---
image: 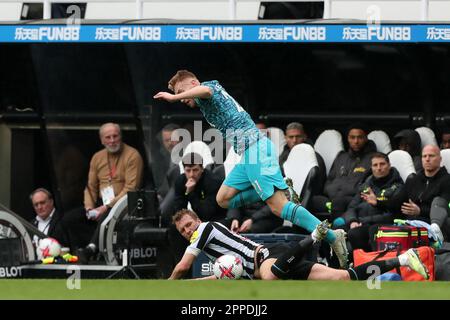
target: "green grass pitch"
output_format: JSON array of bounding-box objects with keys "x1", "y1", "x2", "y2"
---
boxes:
[{"x1": 0, "y1": 279, "x2": 449, "y2": 300}]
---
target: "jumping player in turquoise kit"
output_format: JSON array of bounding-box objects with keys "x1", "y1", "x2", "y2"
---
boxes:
[{"x1": 154, "y1": 70, "x2": 349, "y2": 268}]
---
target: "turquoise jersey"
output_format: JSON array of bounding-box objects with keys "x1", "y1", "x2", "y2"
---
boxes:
[{"x1": 194, "y1": 80, "x2": 261, "y2": 155}]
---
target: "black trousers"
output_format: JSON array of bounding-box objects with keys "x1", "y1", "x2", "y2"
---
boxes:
[
  {"x1": 62, "y1": 206, "x2": 99, "y2": 251},
  {"x1": 311, "y1": 195, "x2": 353, "y2": 220},
  {"x1": 430, "y1": 197, "x2": 450, "y2": 241}
]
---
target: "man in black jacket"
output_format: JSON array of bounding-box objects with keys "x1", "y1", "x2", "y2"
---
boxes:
[
  {"x1": 336, "y1": 153, "x2": 404, "y2": 252},
  {"x1": 172, "y1": 153, "x2": 227, "y2": 223},
  {"x1": 152, "y1": 123, "x2": 181, "y2": 201},
  {"x1": 227, "y1": 201, "x2": 283, "y2": 234},
  {"x1": 279, "y1": 122, "x2": 326, "y2": 190},
  {"x1": 166, "y1": 152, "x2": 229, "y2": 266},
  {"x1": 312, "y1": 123, "x2": 377, "y2": 219},
  {"x1": 30, "y1": 188, "x2": 68, "y2": 247},
  {"x1": 393, "y1": 129, "x2": 422, "y2": 171},
  {"x1": 439, "y1": 127, "x2": 450, "y2": 150},
  {"x1": 397, "y1": 145, "x2": 450, "y2": 243}
]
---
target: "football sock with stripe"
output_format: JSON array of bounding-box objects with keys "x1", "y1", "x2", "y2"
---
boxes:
[
  {"x1": 281, "y1": 201, "x2": 336, "y2": 243},
  {"x1": 228, "y1": 188, "x2": 262, "y2": 209},
  {"x1": 347, "y1": 258, "x2": 400, "y2": 280}
]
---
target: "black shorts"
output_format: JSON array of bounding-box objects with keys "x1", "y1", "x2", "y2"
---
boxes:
[{"x1": 257, "y1": 243, "x2": 315, "y2": 280}]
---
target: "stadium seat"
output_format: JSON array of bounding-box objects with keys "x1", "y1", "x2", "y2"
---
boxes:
[
  {"x1": 314, "y1": 129, "x2": 344, "y2": 176},
  {"x1": 388, "y1": 150, "x2": 416, "y2": 182},
  {"x1": 212, "y1": 147, "x2": 242, "y2": 181},
  {"x1": 99, "y1": 194, "x2": 128, "y2": 265},
  {"x1": 440, "y1": 149, "x2": 450, "y2": 172},
  {"x1": 415, "y1": 126, "x2": 438, "y2": 148},
  {"x1": 223, "y1": 146, "x2": 242, "y2": 177},
  {"x1": 178, "y1": 140, "x2": 214, "y2": 174},
  {"x1": 266, "y1": 127, "x2": 286, "y2": 157},
  {"x1": 283, "y1": 143, "x2": 320, "y2": 210},
  {"x1": 368, "y1": 130, "x2": 392, "y2": 154}
]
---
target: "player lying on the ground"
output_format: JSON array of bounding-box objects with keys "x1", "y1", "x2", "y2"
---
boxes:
[
  {"x1": 168, "y1": 209, "x2": 430, "y2": 281},
  {"x1": 154, "y1": 70, "x2": 348, "y2": 268}
]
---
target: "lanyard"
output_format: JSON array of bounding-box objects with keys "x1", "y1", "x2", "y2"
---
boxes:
[{"x1": 107, "y1": 152, "x2": 121, "y2": 183}]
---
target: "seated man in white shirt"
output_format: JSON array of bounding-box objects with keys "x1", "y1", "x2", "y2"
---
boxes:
[{"x1": 30, "y1": 188, "x2": 68, "y2": 247}]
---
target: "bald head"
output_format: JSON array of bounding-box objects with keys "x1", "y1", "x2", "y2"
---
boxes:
[{"x1": 422, "y1": 144, "x2": 441, "y2": 177}]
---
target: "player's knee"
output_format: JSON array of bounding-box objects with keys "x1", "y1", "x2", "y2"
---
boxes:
[
  {"x1": 266, "y1": 202, "x2": 282, "y2": 216},
  {"x1": 431, "y1": 196, "x2": 447, "y2": 208},
  {"x1": 335, "y1": 270, "x2": 350, "y2": 281}
]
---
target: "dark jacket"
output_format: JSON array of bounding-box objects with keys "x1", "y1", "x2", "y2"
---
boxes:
[
  {"x1": 152, "y1": 144, "x2": 177, "y2": 198},
  {"x1": 226, "y1": 202, "x2": 282, "y2": 233},
  {"x1": 227, "y1": 201, "x2": 271, "y2": 222},
  {"x1": 342, "y1": 167, "x2": 404, "y2": 226},
  {"x1": 393, "y1": 129, "x2": 422, "y2": 172},
  {"x1": 30, "y1": 210, "x2": 69, "y2": 247},
  {"x1": 324, "y1": 140, "x2": 377, "y2": 200},
  {"x1": 396, "y1": 166, "x2": 450, "y2": 222},
  {"x1": 173, "y1": 169, "x2": 227, "y2": 222}
]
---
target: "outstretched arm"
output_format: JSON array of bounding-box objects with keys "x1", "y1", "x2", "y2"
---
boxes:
[
  {"x1": 168, "y1": 252, "x2": 196, "y2": 280},
  {"x1": 154, "y1": 86, "x2": 212, "y2": 103},
  {"x1": 169, "y1": 252, "x2": 217, "y2": 280}
]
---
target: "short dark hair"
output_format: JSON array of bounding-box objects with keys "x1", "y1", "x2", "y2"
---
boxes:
[
  {"x1": 286, "y1": 122, "x2": 304, "y2": 132},
  {"x1": 172, "y1": 209, "x2": 199, "y2": 225},
  {"x1": 347, "y1": 122, "x2": 368, "y2": 136},
  {"x1": 371, "y1": 152, "x2": 390, "y2": 164},
  {"x1": 182, "y1": 152, "x2": 203, "y2": 168},
  {"x1": 439, "y1": 126, "x2": 450, "y2": 136}
]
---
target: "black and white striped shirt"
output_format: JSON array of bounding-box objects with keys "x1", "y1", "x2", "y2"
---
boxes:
[{"x1": 186, "y1": 221, "x2": 261, "y2": 279}]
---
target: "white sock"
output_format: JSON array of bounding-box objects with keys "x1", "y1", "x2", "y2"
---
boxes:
[
  {"x1": 398, "y1": 252, "x2": 409, "y2": 266},
  {"x1": 311, "y1": 229, "x2": 319, "y2": 242},
  {"x1": 431, "y1": 223, "x2": 444, "y2": 243}
]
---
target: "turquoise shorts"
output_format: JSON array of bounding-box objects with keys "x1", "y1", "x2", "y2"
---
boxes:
[{"x1": 223, "y1": 136, "x2": 287, "y2": 201}]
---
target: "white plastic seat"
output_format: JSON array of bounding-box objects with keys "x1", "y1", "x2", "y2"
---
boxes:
[
  {"x1": 314, "y1": 129, "x2": 344, "y2": 176},
  {"x1": 223, "y1": 147, "x2": 242, "y2": 177},
  {"x1": 388, "y1": 150, "x2": 416, "y2": 182},
  {"x1": 283, "y1": 144, "x2": 318, "y2": 196},
  {"x1": 415, "y1": 126, "x2": 438, "y2": 148},
  {"x1": 368, "y1": 130, "x2": 392, "y2": 154},
  {"x1": 282, "y1": 144, "x2": 320, "y2": 227},
  {"x1": 0, "y1": 4, "x2": 21, "y2": 21},
  {"x1": 178, "y1": 141, "x2": 214, "y2": 173},
  {"x1": 440, "y1": 149, "x2": 450, "y2": 172},
  {"x1": 266, "y1": 127, "x2": 286, "y2": 157}
]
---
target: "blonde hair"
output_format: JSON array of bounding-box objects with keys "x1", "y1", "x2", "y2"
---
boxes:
[
  {"x1": 172, "y1": 209, "x2": 199, "y2": 225},
  {"x1": 168, "y1": 70, "x2": 197, "y2": 92}
]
